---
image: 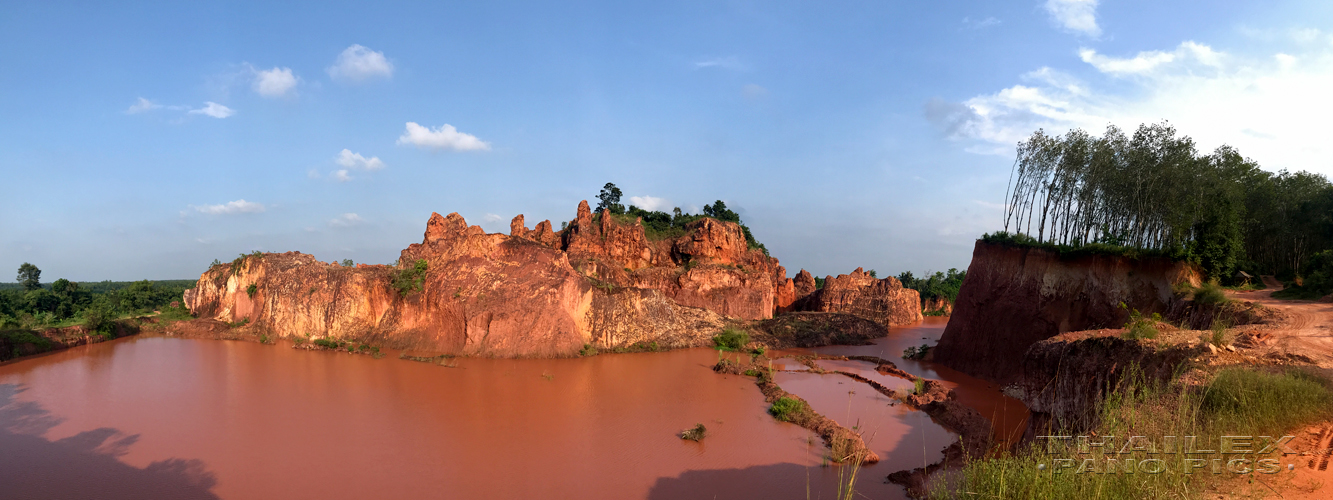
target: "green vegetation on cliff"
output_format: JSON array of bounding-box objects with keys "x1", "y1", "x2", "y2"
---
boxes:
[
  {"x1": 999, "y1": 122, "x2": 1333, "y2": 283},
  {"x1": 897, "y1": 268, "x2": 966, "y2": 304},
  {"x1": 597, "y1": 183, "x2": 770, "y2": 255}
]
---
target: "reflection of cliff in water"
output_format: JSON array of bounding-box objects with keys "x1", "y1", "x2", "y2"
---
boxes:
[{"x1": 0, "y1": 383, "x2": 219, "y2": 500}]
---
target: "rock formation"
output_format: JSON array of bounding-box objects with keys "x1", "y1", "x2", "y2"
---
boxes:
[
  {"x1": 790, "y1": 268, "x2": 923, "y2": 328},
  {"x1": 932, "y1": 240, "x2": 1202, "y2": 383},
  {"x1": 184, "y1": 201, "x2": 926, "y2": 357}
]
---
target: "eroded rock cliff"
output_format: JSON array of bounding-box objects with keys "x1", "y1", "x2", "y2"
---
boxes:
[
  {"x1": 932, "y1": 241, "x2": 1202, "y2": 383},
  {"x1": 791, "y1": 268, "x2": 923, "y2": 328}
]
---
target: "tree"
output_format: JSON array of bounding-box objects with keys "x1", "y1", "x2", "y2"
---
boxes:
[
  {"x1": 341, "y1": 259, "x2": 354, "y2": 267},
  {"x1": 702, "y1": 200, "x2": 740, "y2": 223},
  {"x1": 17, "y1": 263, "x2": 40, "y2": 291},
  {"x1": 596, "y1": 183, "x2": 625, "y2": 215}
]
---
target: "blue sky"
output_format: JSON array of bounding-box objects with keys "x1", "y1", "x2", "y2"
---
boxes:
[{"x1": 3, "y1": 1, "x2": 1332, "y2": 281}]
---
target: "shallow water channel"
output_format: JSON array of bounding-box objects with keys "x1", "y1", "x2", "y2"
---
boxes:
[{"x1": 0, "y1": 317, "x2": 1021, "y2": 499}]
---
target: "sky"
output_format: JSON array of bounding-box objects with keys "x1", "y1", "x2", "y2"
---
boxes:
[{"x1": 3, "y1": 0, "x2": 1333, "y2": 281}]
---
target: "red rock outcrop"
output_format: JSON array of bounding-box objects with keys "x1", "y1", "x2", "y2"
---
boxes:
[
  {"x1": 184, "y1": 202, "x2": 805, "y2": 357},
  {"x1": 932, "y1": 241, "x2": 1202, "y2": 383},
  {"x1": 790, "y1": 268, "x2": 924, "y2": 328},
  {"x1": 922, "y1": 297, "x2": 953, "y2": 315}
]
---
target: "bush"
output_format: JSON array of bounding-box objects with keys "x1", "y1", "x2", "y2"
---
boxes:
[
  {"x1": 1119, "y1": 304, "x2": 1159, "y2": 340},
  {"x1": 1192, "y1": 280, "x2": 1228, "y2": 305},
  {"x1": 768, "y1": 396, "x2": 808, "y2": 422},
  {"x1": 903, "y1": 344, "x2": 931, "y2": 360},
  {"x1": 246, "y1": 283, "x2": 258, "y2": 298},
  {"x1": 712, "y1": 328, "x2": 749, "y2": 351},
  {"x1": 391, "y1": 259, "x2": 429, "y2": 297},
  {"x1": 313, "y1": 338, "x2": 344, "y2": 349}
]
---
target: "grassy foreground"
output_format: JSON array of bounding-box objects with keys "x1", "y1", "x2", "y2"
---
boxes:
[{"x1": 926, "y1": 366, "x2": 1333, "y2": 499}]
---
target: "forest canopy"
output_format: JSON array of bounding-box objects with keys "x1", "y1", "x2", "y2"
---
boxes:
[{"x1": 996, "y1": 122, "x2": 1333, "y2": 283}]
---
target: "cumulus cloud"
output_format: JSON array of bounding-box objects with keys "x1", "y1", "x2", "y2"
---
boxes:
[
  {"x1": 396, "y1": 122, "x2": 491, "y2": 151},
  {"x1": 928, "y1": 40, "x2": 1333, "y2": 175},
  {"x1": 1045, "y1": 0, "x2": 1100, "y2": 37},
  {"x1": 327, "y1": 44, "x2": 394, "y2": 82},
  {"x1": 189, "y1": 102, "x2": 235, "y2": 118},
  {"x1": 252, "y1": 67, "x2": 298, "y2": 97},
  {"x1": 628, "y1": 196, "x2": 672, "y2": 212},
  {"x1": 126, "y1": 97, "x2": 160, "y2": 114},
  {"x1": 192, "y1": 199, "x2": 265, "y2": 215},
  {"x1": 329, "y1": 213, "x2": 363, "y2": 227},
  {"x1": 332, "y1": 169, "x2": 353, "y2": 182},
  {"x1": 336, "y1": 149, "x2": 385, "y2": 170}
]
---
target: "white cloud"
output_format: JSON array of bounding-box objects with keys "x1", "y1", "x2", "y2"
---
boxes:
[
  {"x1": 192, "y1": 199, "x2": 265, "y2": 215},
  {"x1": 332, "y1": 169, "x2": 353, "y2": 182},
  {"x1": 694, "y1": 56, "x2": 746, "y2": 71},
  {"x1": 335, "y1": 149, "x2": 385, "y2": 170},
  {"x1": 329, "y1": 213, "x2": 363, "y2": 227},
  {"x1": 396, "y1": 122, "x2": 491, "y2": 151},
  {"x1": 1045, "y1": 0, "x2": 1100, "y2": 37},
  {"x1": 126, "y1": 97, "x2": 160, "y2": 114},
  {"x1": 189, "y1": 102, "x2": 235, "y2": 118},
  {"x1": 252, "y1": 67, "x2": 298, "y2": 97},
  {"x1": 482, "y1": 213, "x2": 503, "y2": 223},
  {"x1": 327, "y1": 44, "x2": 394, "y2": 82},
  {"x1": 1079, "y1": 41, "x2": 1223, "y2": 76},
  {"x1": 628, "y1": 196, "x2": 672, "y2": 212},
  {"x1": 930, "y1": 40, "x2": 1333, "y2": 175}
]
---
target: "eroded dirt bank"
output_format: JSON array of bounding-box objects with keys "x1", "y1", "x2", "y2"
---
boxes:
[{"x1": 933, "y1": 241, "x2": 1202, "y2": 383}]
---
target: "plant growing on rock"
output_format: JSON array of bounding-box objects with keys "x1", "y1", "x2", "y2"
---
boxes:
[
  {"x1": 246, "y1": 283, "x2": 258, "y2": 298},
  {"x1": 1119, "y1": 303, "x2": 1159, "y2": 340},
  {"x1": 1192, "y1": 280, "x2": 1229, "y2": 305},
  {"x1": 390, "y1": 259, "x2": 429, "y2": 297}
]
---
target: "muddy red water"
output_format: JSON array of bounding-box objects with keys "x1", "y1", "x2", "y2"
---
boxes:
[
  {"x1": 0, "y1": 333, "x2": 970, "y2": 499},
  {"x1": 789, "y1": 316, "x2": 1030, "y2": 448}
]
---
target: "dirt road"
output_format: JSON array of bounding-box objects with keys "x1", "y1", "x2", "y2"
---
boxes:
[{"x1": 1229, "y1": 282, "x2": 1333, "y2": 368}]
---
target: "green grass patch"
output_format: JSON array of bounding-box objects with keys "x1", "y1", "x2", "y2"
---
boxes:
[
  {"x1": 927, "y1": 366, "x2": 1333, "y2": 499},
  {"x1": 1119, "y1": 305, "x2": 1159, "y2": 340},
  {"x1": 768, "y1": 396, "x2": 808, "y2": 422},
  {"x1": 712, "y1": 328, "x2": 749, "y2": 351}
]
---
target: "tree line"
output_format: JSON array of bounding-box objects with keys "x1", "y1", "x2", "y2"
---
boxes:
[
  {"x1": 0, "y1": 263, "x2": 192, "y2": 331},
  {"x1": 999, "y1": 122, "x2": 1333, "y2": 282}
]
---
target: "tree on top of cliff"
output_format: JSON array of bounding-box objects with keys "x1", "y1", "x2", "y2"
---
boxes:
[
  {"x1": 596, "y1": 183, "x2": 625, "y2": 215},
  {"x1": 17, "y1": 263, "x2": 41, "y2": 291},
  {"x1": 999, "y1": 122, "x2": 1333, "y2": 281},
  {"x1": 702, "y1": 200, "x2": 740, "y2": 223}
]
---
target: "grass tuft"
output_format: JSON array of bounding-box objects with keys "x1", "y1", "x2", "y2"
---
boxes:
[
  {"x1": 679, "y1": 423, "x2": 707, "y2": 441},
  {"x1": 712, "y1": 328, "x2": 749, "y2": 351},
  {"x1": 768, "y1": 396, "x2": 808, "y2": 422}
]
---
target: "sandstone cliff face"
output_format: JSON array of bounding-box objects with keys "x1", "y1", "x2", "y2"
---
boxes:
[
  {"x1": 185, "y1": 202, "x2": 807, "y2": 357},
  {"x1": 791, "y1": 268, "x2": 924, "y2": 328},
  {"x1": 933, "y1": 241, "x2": 1202, "y2": 383}
]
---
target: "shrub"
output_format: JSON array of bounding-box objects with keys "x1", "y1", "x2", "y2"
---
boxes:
[
  {"x1": 1119, "y1": 304, "x2": 1159, "y2": 340},
  {"x1": 903, "y1": 344, "x2": 931, "y2": 360},
  {"x1": 578, "y1": 343, "x2": 598, "y2": 356},
  {"x1": 712, "y1": 328, "x2": 749, "y2": 351},
  {"x1": 912, "y1": 377, "x2": 926, "y2": 395},
  {"x1": 246, "y1": 283, "x2": 258, "y2": 298},
  {"x1": 1192, "y1": 280, "x2": 1228, "y2": 305},
  {"x1": 391, "y1": 259, "x2": 429, "y2": 297},
  {"x1": 1207, "y1": 319, "x2": 1229, "y2": 347},
  {"x1": 679, "y1": 423, "x2": 707, "y2": 441},
  {"x1": 768, "y1": 396, "x2": 808, "y2": 422},
  {"x1": 313, "y1": 338, "x2": 343, "y2": 349}
]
